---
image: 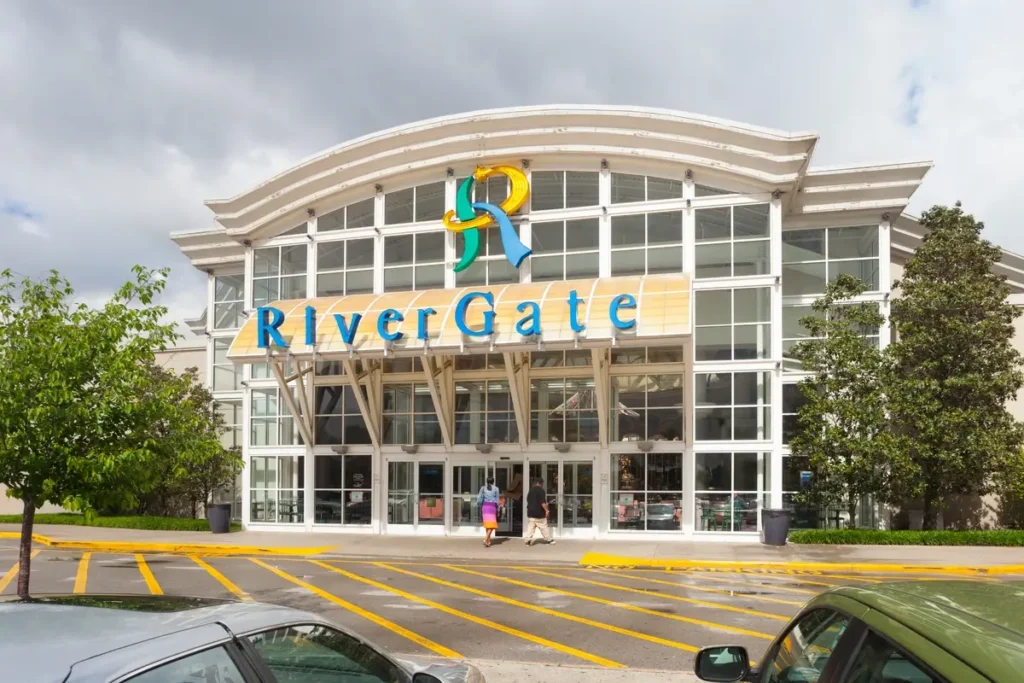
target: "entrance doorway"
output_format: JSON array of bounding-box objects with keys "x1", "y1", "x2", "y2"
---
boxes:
[
  {"x1": 452, "y1": 461, "x2": 524, "y2": 537},
  {"x1": 493, "y1": 462, "x2": 524, "y2": 537},
  {"x1": 529, "y1": 460, "x2": 594, "y2": 536}
]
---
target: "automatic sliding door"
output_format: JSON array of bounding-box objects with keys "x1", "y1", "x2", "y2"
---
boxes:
[{"x1": 563, "y1": 462, "x2": 594, "y2": 529}]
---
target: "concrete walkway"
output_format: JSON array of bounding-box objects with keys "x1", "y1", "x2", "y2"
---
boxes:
[{"x1": 3, "y1": 523, "x2": 1022, "y2": 570}]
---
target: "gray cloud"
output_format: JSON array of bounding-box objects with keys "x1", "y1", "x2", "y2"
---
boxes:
[{"x1": 1, "y1": 0, "x2": 1022, "y2": 332}]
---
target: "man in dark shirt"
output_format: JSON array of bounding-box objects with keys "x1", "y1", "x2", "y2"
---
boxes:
[{"x1": 524, "y1": 478, "x2": 554, "y2": 546}]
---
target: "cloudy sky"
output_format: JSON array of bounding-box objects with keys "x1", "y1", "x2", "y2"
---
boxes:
[{"x1": 1, "y1": 0, "x2": 1022, "y2": 332}]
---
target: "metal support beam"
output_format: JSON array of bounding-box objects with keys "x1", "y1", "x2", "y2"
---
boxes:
[
  {"x1": 342, "y1": 359, "x2": 380, "y2": 448},
  {"x1": 421, "y1": 355, "x2": 453, "y2": 448},
  {"x1": 502, "y1": 352, "x2": 529, "y2": 449},
  {"x1": 271, "y1": 359, "x2": 314, "y2": 446},
  {"x1": 292, "y1": 360, "x2": 315, "y2": 443},
  {"x1": 591, "y1": 348, "x2": 611, "y2": 447}
]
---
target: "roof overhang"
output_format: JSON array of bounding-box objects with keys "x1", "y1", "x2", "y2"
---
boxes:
[{"x1": 227, "y1": 274, "x2": 691, "y2": 363}]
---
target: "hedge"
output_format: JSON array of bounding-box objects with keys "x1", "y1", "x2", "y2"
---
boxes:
[
  {"x1": 0, "y1": 513, "x2": 241, "y2": 532},
  {"x1": 789, "y1": 529, "x2": 1024, "y2": 546}
]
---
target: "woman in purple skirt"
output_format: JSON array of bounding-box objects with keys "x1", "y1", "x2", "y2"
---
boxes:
[{"x1": 477, "y1": 477, "x2": 500, "y2": 547}]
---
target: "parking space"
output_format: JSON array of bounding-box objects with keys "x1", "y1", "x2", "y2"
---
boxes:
[{"x1": 0, "y1": 546, "x2": 1010, "y2": 671}]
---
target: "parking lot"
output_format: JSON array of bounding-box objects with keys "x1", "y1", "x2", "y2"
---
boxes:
[{"x1": 3, "y1": 540, "x2": 994, "y2": 672}]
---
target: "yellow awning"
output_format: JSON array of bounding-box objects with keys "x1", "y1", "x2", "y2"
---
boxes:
[{"x1": 227, "y1": 273, "x2": 690, "y2": 362}]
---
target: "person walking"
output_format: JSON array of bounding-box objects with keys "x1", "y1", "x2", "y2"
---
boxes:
[
  {"x1": 524, "y1": 478, "x2": 555, "y2": 546},
  {"x1": 477, "y1": 477, "x2": 501, "y2": 547}
]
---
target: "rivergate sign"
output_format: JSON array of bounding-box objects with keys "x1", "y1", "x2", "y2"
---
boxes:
[
  {"x1": 227, "y1": 274, "x2": 691, "y2": 361},
  {"x1": 257, "y1": 289, "x2": 640, "y2": 349}
]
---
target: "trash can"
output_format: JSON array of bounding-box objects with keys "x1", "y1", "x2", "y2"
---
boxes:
[
  {"x1": 207, "y1": 502, "x2": 232, "y2": 534},
  {"x1": 761, "y1": 508, "x2": 791, "y2": 546}
]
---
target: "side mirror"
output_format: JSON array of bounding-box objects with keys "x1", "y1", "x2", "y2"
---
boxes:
[{"x1": 694, "y1": 645, "x2": 750, "y2": 682}]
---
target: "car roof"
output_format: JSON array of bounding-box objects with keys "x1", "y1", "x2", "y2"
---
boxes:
[
  {"x1": 0, "y1": 595, "x2": 331, "y2": 682},
  {"x1": 833, "y1": 581, "x2": 1024, "y2": 680}
]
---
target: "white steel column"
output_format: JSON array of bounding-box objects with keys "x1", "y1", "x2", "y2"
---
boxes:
[
  {"x1": 877, "y1": 214, "x2": 893, "y2": 530},
  {"x1": 599, "y1": 161, "x2": 611, "y2": 277},
  {"x1": 769, "y1": 193, "x2": 784, "y2": 508}
]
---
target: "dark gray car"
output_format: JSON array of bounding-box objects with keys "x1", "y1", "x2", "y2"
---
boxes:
[{"x1": 0, "y1": 595, "x2": 484, "y2": 683}]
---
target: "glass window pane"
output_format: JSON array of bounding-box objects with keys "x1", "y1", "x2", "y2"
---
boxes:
[
  {"x1": 648, "y1": 453, "x2": 683, "y2": 491},
  {"x1": 214, "y1": 275, "x2": 243, "y2": 302},
  {"x1": 734, "y1": 372, "x2": 769, "y2": 405},
  {"x1": 696, "y1": 453, "x2": 731, "y2": 490},
  {"x1": 344, "y1": 455, "x2": 371, "y2": 489},
  {"x1": 734, "y1": 287, "x2": 771, "y2": 323},
  {"x1": 696, "y1": 208, "x2": 731, "y2": 242},
  {"x1": 280, "y1": 245, "x2": 307, "y2": 275},
  {"x1": 565, "y1": 218, "x2": 600, "y2": 251},
  {"x1": 317, "y1": 242, "x2": 346, "y2": 270},
  {"x1": 531, "y1": 255, "x2": 563, "y2": 282},
  {"x1": 248, "y1": 625, "x2": 401, "y2": 683},
  {"x1": 415, "y1": 182, "x2": 446, "y2": 222},
  {"x1": 829, "y1": 259, "x2": 879, "y2": 290},
  {"x1": 565, "y1": 171, "x2": 599, "y2": 208},
  {"x1": 734, "y1": 324, "x2": 771, "y2": 360},
  {"x1": 783, "y1": 305, "x2": 816, "y2": 339},
  {"x1": 252, "y1": 278, "x2": 278, "y2": 308},
  {"x1": 783, "y1": 229, "x2": 826, "y2": 262},
  {"x1": 384, "y1": 234, "x2": 414, "y2": 265},
  {"x1": 695, "y1": 243, "x2": 732, "y2": 279},
  {"x1": 281, "y1": 275, "x2": 305, "y2": 300},
  {"x1": 829, "y1": 225, "x2": 878, "y2": 260},
  {"x1": 647, "y1": 176, "x2": 682, "y2": 201},
  {"x1": 647, "y1": 211, "x2": 682, "y2": 245},
  {"x1": 455, "y1": 259, "x2": 486, "y2": 286},
  {"x1": 346, "y1": 238, "x2": 375, "y2": 268},
  {"x1": 318, "y1": 206, "x2": 345, "y2": 233},
  {"x1": 648, "y1": 347, "x2": 683, "y2": 363},
  {"x1": 531, "y1": 171, "x2": 564, "y2": 211},
  {"x1": 695, "y1": 372, "x2": 733, "y2": 406},
  {"x1": 735, "y1": 453, "x2": 758, "y2": 490},
  {"x1": 566, "y1": 252, "x2": 599, "y2": 279},
  {"x1": 647, "y1": 245, "x2": 682, "y2": 274},
  {"x1": 782, "y1": 262, "x2": 827, "y2": 296},
  {"x1": 253, "y1": 248, "x2": 279, "y2": 277},
  {"x1": 416, "y1": 232, "x2": 446, "y2": 262},
  {"x1": 317, "y1": 271, "x2": 345, "y2": 297},
  {"x1": 695, "y1": 408, "x2": 731, "y2": 440},
  {"x1": 696, "y1": 289, "x2": 732, "y2": 326},
  {"x1": 487, "y1": 258, "x2": 519, "y2": 284},
  {"x1": 611, "y1": 214, "x2": 645, "y2": 247},
  {"x1": 733, "y1": 204, "x2": 769, "y2": 238},
  {"x1": 695, "y1": 326, "x2": 732, "y2": 362},
  {"x1": 128, "y1": 646, "x2": 244, "y2": 683},
  {"x1": 532, "y1": 221, "x2": 564, "y2": 253},
  {"x1": 384, "y1": 187, "x2": 415, "y2": 224},
  {"x1": 415, "y1": 264, "x2": 444, "y2": 289},
  {"x1": 611, "y1": 173, "x2": 645, "y2": 203},
  {"x1": 346, "y1": 197, "x2": 375, "y2": 229},
  {"x1": 315, "y1": 455, "x2": 342, "y2": 489},
  {"x1": 484, "y1": 175, "x2": 508, "y2": 204},
  {"x1": 763, "y1": 610, "x2": 851, "y2": 680},
  {"x1": 383, "y1": 266, "x2": 413, "y2": 292},
  {"x1": 733, "y1": 240, "x2": 770, "y2": 277},
  {"x1": 614, "y1": 454, "x2": 645, "y2": 490}
]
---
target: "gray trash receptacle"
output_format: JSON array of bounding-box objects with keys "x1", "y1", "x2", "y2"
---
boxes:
[
  {"x1": 207, "y1": 503, "x2": 232, "y2": 534},
  {"x1": 760, "y1": 508, "x2": 790, "y2": 546}
]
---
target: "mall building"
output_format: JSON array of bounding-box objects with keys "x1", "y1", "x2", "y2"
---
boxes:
[{"x1": 170, "y1": 105, "x2": 1024, "y2": 539}]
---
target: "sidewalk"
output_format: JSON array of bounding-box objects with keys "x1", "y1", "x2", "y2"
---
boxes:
[{"x1": 3, "y1": 523, "x2": 1023, "y2": 573}]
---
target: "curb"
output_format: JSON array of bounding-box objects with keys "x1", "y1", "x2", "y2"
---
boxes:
[
  {"x1": 0, "y1": 531, "x2": 335, "y2": 557},
  {"x1": 578, "y1": 552, "x2": 1024, "y2": 576}
]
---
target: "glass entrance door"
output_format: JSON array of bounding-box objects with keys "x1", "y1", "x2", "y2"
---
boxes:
[
  {"x1": 452, "y1": 461, "x2": 524, "y2": 537},
  {"x1": 386, "y1": 460, "x2": 444, "y2": 532},
  {"x1": 528, "y1": 460, "x2": 594, "y2": 535}
]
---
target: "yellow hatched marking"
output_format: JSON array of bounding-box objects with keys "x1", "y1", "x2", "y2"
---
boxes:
[
  {"x1": 312, "y1": 560, "x2": 623, "y2": 668},
  {"x1": 251, "y1": 559, "x2": 459, "y2": 659},
  {"x1": 74, "y1": 552, "x2": 91, "y2": 594},
  {"x1": 190, "y1": 556, "x2": 253, "y2": 602},
  {"x1": 518, "y1": 567, "x2": 789, "y2": 622},
  {"x1": 603, "y1": 567, "x2": 820, "y2": 596},
  {"x1": 684, "y1": 569, "x2": 863, "y2": 590},
  {"x1": 0, "y1": 550, "x2": 41, "y2": 593},
  {"x1": 446, "y1": 564, "x2": 775, "y2": 641},
  {"x1": 378, "y1": 562, "x2": 701, "y2": 654},
  {"x1": 588, "y1": 568, "x2": 805, "y2": 607},
  {"x1": 136, "y1": 555, "x2": 163, "y2": 595}
]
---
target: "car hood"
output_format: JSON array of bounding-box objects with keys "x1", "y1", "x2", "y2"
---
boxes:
[{"x1": 394, "y1": 656, "x2": 485, "y2": 683}]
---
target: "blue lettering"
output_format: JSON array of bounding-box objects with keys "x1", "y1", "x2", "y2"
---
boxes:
[
  {"x1": 417, "y1": 307, "x2": 436, "y2": 341},
  {"x1": 567, "y1": 290, "x2": 585, "y2": 333},
  {"x1": 332, "y1": 313, "x2": 363, "y2": 345},
  {"x1": 257, "y1": 306, "x2": 288, "y2": 348},
  {"x1": 609, "y1": 294, "x2": 637, "y2": 330},
  {"x1": 305, "y1": 306, "x2": 316, "y2": 345},
  {"x1": 515, "y1": 300, "x2": 541, "y2": 336},
  {"x1": 454, "y1": 291, "x2": 495, "y2": 337},
  {"x1": 378, "y1": 308, "x2": 404, "y2": 342}
]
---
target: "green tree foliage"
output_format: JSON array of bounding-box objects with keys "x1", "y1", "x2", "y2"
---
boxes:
[
  {"x1": 888, "y1": 203, "x2": 1024, "y2": 529},
  {"x1": 789, "y1": 274, "x2": 905, "y2": 526},
  {"x1": 0, "y1": 267, "x2": 177, "y2": 596}
]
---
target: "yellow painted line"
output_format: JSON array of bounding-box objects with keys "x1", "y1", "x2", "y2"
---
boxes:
[
  {"x1": 74, "y1": 552, "x2": 91, "y2": 594},
  {"x1": 588, "y1": 568, "x2": 805, "y2": 607},
  {"x1": 0, "y1": 532, "x2": 333, "y2": 557},
  {"x1": 190, "y1": 556, "x2": 253, "y2": 602},
  {"x1": 312, "y1": 560, "x2": 623, "y2": 668},
  {"x1": 445, "y1": 564, "x2": 775, "y2": 641},
  {"x1": 0, "y1": 550, "x2": 41, "y2": 594},
  {"x1": 678, "y1": 569, "x2": 865, "y2": 591},
  {"x1": 579, "y1": 552, "x2": 1024, "y2": 576},
  {"x1": 377, "y1": 562, "x2": 701, "y2": 655},
  {"x1": 634, "y1": 568, "x2": 818, "y2": 596},
  {"x1": 519, "y1": 567, "x2": 789, "y2": 622},
  {"x1": 251, "y1": 559, "x2": 460, "y2": 659},
  {"x1": 135, "y1": 554, "x2": 163, "y2": 595}
]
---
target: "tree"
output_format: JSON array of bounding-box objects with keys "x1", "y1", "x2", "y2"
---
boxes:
[
  {"x1": 789, "y1": 274, "x2": 904, "y2": 526},
  {"x1": 0, "y1": 267, "x2": 177, "y2": 596},
  {"x1": 888, "y1": 203, "x2": 1024, "y2": 529}
]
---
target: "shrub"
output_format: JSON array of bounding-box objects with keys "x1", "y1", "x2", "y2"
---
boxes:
[
  {"x1": 0, "y1": 513, "x2": 240, "y2": 532},
  {"x1": 789, "y1": 529, "x2": 1024, "y2": 546}
]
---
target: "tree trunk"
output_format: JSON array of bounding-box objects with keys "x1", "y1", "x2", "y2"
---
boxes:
[
  {"x1": 922, "y1": 492, "x2": 936, "y2": 531},
  {"x1": 17, "y1": 498, "x2": 35, "y2": 598},
  {"x1": 848, "y1": 501, "x2": 858, "y2": 530}
]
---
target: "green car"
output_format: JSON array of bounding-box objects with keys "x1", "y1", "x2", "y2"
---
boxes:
[{"x1": 693, "y1": 580, "x2": 1024, "y2": 683}]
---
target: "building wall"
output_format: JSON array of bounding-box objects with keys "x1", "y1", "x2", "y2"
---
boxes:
[{"x1": 155, "y1": 341, "x2": 207, "y2": 383}]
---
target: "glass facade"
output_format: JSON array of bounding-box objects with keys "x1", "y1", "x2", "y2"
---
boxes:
[{"x1": 201, "y1": 158, "x2": 888, "y2": 537}]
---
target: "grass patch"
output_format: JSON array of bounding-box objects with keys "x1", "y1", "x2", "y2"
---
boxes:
[
  {"x1": 0, "y1": 512, "x2": 241, "y2": 532},
  {"x1": 789, "y1": 529, "x2": 1024, "y2": 546}
]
